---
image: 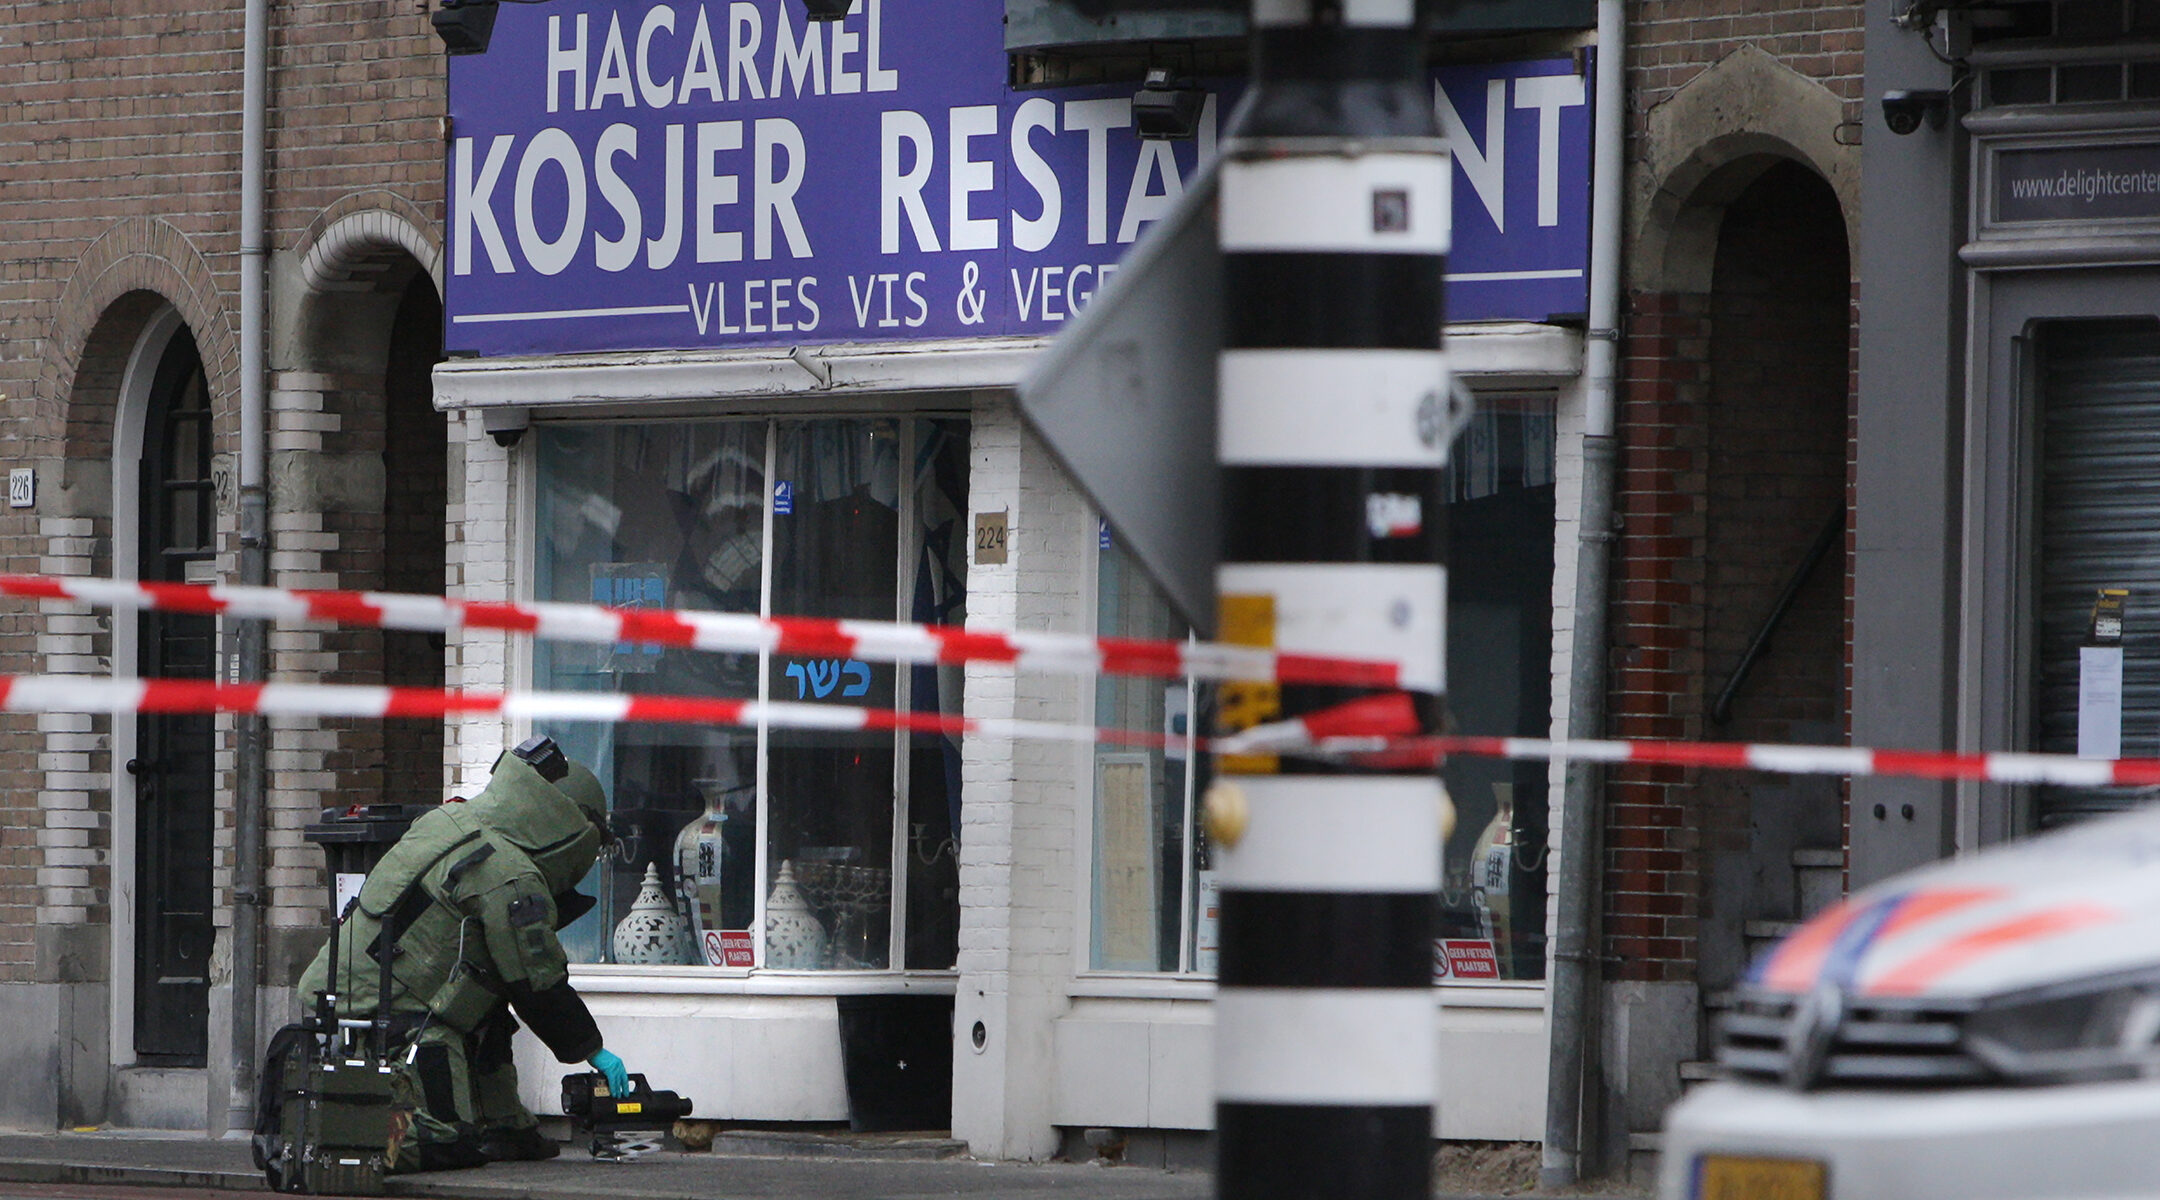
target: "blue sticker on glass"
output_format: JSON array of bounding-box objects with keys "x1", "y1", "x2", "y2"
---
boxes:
[{"x1": 773, "y1": 481, "x2": 793, "y2": 515}]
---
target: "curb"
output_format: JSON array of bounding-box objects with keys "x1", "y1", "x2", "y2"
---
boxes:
[
  {"x1": 0, "y1": 1154, "x2": 700, "y2": 1200},
  {"x1": 0, "y1": 1157, "x2": 267, "y2": 1192},
  {"x1": 701, "y1": 1131, "x2": 969, "y2": 1161},
  {"x1": 0, "y1": 1137, "x2": 972, "y2": 1200}
]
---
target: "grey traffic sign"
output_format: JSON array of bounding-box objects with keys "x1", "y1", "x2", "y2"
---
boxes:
[{"x1": 1017, "y1": 164, "x2": 1222, "y2": 635}]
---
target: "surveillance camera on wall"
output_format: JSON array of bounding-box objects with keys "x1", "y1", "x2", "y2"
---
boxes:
[
  {"x1": 432, "y1": 0, "x2": 499, "y2": 55},
  {"x1": 1881, "y1": 89, "x2": 1950, "y2": 136}
]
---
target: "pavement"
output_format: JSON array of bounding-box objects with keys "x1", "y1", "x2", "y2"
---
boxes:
[
  {"x1": 0, "y1": 1127, "x2": 1645, "y2": 1200},
  {"x1": 0, "y1": 1128, "x2": 1202, "y2": 1200}
]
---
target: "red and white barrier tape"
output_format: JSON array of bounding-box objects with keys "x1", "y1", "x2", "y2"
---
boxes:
[
  {"x1": 0, "y1": 574, "x2": 1406, "y2": 690},
  {"x1": 1325, "y1": 734, "x2": 2160, "y2": 789},
  {"x1": 0, "y1": 673, "x2": 1184, "y2": 752},
  {"x1": 0, "y1": 674, "x2": 1422, "y2": 758},
  {"x1": 0, "y1": 669, "x2": 2151, "y2": 790}
]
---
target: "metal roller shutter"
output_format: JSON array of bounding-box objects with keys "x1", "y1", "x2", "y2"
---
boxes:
[{"x1": 2037, "y1": 319, "x2": 2160, "y2": 826}]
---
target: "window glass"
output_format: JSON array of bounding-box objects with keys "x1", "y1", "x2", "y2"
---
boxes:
[
  {"x1": 2056, "y1": 63, "x2": 2124, "y2": 104},
  {"x1": 766, "y1": 419, "x2": 902, "y2": 969},
  {"x1": 1089, "y1": 535, "x2": 1204, "y2": 972},
  {"x1": 535, "y1": 421, "x2": 768, "y2": 966},
  {"x1": 903, "y1": 420, "x2": 970, "y2": 969},
  {"x1": 533, "y1": 417, "x2": 966, "y2": 970},
  {"x1": 1438, "y1": 395, "x2": 1555, "y2": 982},
  {"x1": 1986, "y1": 67, "x2": 2052, "y2": 106},
  {"x1": 1081, "y1": 395, "x2": 1557, "y2": 983}
]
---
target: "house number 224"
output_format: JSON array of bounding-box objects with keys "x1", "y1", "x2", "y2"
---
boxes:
[{"x1": 975, "y1": 512, "x2": 1009, "y2": 565}]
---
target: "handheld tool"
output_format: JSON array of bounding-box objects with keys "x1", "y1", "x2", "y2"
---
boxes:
[{"x1": 560, "y1": 1072, "x2": 695, "y2": 1161}]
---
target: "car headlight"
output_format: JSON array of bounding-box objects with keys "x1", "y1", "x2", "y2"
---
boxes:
[{"x1": 1965, "y1": 974, "x2": 2160, "y2": 1083}]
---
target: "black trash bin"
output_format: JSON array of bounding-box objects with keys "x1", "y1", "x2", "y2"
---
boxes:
[
  {"x1": 302, "y1": 803, "x2": 433, "y2": 913},
  {"x1": 835, "y1": 994, "x2": 954, "y2": 1133}
]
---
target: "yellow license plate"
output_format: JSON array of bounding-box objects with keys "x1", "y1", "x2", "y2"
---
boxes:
[{"x1": 1695, "y1": 1155, "x2": 1826, "y2": 1200}]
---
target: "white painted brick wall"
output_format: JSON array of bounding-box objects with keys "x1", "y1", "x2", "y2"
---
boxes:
[
  {"x1": 953, "y1": 392, "x2": 1091, "y2": 1161},
  {"x1": 258, "y1": 476, "x2": 343, "y2": 926},
  {"x1": 446, "y1": 410, "x2": 519, "y2": 795},
  {"x1": 19, "y1": 412, "x2": 272, "y2": 944},
  {"x1": 1543, "y1": 372, "x2": 1590, "y2": 983}
]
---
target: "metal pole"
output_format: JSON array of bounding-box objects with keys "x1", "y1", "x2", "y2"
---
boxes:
[
  {"x1": 1208, "y1": 3, "x2": 1450, "y2": 1196},
  {"x1": 228, "y1": 0, "x2": 271, "y2": 1136},
  {"x1": 1540, "y1": 1, "x2": 1623, "y2": 1182},
  {"x1": 1539, "y1": 432, "x2": 1612, "y2": 1185}
]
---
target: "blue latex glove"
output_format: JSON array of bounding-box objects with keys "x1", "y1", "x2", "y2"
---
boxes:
[{"x1": 588, "y1": 1048, "x2": 630, "y2": 1097}]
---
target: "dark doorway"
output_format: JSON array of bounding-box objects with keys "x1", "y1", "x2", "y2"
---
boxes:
[
  {"x1": 381, "y1": 274, "x2": 447, "y2": 803},
  {"x1": 133, "y1": 328, "x2": 215, "y2": 1064},
  {"x1": 1698, "y1": 159, "x2": 1852, "y2": 996}
]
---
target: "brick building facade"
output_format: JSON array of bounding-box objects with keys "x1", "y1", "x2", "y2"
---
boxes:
[
  {"x1": 0, "y1": 3, "x2": 450, "y2": 1130},
  {"x1": 0, "y1": 0, "x2": 1888, "y2": 1183},
  {"x1": 1590, "y1": 0, "x2": 1863, "y2": 1173}
]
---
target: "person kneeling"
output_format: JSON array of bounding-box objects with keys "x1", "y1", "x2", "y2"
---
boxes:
[{"x1": 293, "y1": 736, "x2": 635, "y2": 1172}]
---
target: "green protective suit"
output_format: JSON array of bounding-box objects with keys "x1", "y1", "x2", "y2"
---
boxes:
[{"x1": 297, "y1": 751, "x2": 610, "y2": 1168}]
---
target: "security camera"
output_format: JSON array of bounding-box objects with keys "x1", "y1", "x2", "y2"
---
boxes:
[
  {"x1": 432, "y1": 0, "x2": 499, "y2": 55},
  {"x1": 1881, "y1": 89, "x2": 1949, "y2": 136}
]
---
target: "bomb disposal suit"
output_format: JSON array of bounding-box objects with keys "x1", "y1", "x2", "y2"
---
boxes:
[{"x1": 294, "y1": 740, "x2": 628, "y2": 1172}]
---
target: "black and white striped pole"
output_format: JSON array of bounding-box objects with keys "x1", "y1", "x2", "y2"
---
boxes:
[{"x1": 1204, "y1": 2, "x2": 1454, "y2": 1198}]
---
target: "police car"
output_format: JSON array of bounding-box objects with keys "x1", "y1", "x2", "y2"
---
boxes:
[{"x1": 1659, "y1": 802, "x2": 2160, "y2": 1200}]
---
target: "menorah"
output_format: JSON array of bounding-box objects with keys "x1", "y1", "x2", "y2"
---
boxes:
[{"x1": 792, "y1": 861, "x2": 891, "y2": 968}]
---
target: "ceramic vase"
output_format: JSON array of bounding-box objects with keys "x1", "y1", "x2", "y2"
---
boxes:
[
  {"x1": 762, "y1": 860, "x2": 827, "y2": 969},
  {"x1": 611, "y1": 862, "x2": 690, "y2": 965},
  {"x1": 1471, "y1": 782, "x2": 1514, "y2": 960},
  {"x1": 673, "y1": 791, "x2": 728, "y2": 964}
]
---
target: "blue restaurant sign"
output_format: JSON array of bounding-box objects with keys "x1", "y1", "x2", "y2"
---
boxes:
[{"x1": 444, "y1": 0, "x2": 1592, "y2": 356}]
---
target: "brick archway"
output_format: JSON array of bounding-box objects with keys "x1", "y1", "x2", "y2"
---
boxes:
[
  {"x1": 47, "y1": 219, "x2": 235, "y2": 469},
  {"x1": 1603, "y1": 155, "x2": 1854, "y2": 993},
  {"x1": 25, "y1": 218, "x2": 235, "y2": 953},
  {"x1": 264, "y1": 197, "x2": 448, "y2": 956}
]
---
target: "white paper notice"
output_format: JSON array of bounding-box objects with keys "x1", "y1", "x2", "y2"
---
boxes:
[
  {"x1": 2079, "y1": 645, "x2": 2125, "y2": 760},
  {"x1": 334, "y1": 871, "x2": 366, "y2": 918}
]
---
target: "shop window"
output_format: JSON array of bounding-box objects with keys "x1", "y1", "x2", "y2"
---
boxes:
[
  {"x1": 1088, "y1": 533, "x2": 1209, "y2": 973},
  {"x1": 1439, "y1": 395, "x2": 1554, "y2": 983},
  {"x1": 2056, "y1": 63, "x2": 2126, "y2": 104},
  {"x1": 1082, "y1": 394, "x2": 1556, "y2": 982},
  {"x1": 534, "y1": 416, "x2": 969, "y2": 970},
  {"x1": 1986, "y1": 67, "x2": 2054, "y2": 106}
]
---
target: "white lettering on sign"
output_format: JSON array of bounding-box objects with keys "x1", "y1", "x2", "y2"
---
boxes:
[
  {"x1": 456, "y1": 18, "x2": 1235, "y2": 283},
  {"x1": 1009, "y1": 261, "x2": 1117, "y2": 324},
  {"x1": 551, "y1": 0, "x2": 900, "y2": 114},
  {"x1": 845, "y1": 271, "x2": 928, "y2": 329},
  {"x1": 1434, "y1": 71, "x2": 1587, "y2": 232},
  {"x1": 1009, "y1": 97, "x2": 1061, "y2": 253},
  {"x1": 462, "y1": 118, "x2": 819, "y2": 277},
  {"x1": 686, "y1": 277, "x2": 822, "y2": 334},
  {"x1": 869, "y1": 96, "x2": 1210, "y2": 258},
  {"x1": 445, "y1": 12, "x2": 1589, "y2": 345}
]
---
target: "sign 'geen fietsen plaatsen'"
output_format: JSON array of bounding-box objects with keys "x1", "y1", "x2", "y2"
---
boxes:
[{"x1": 444, "y1": 0, "x2": 1592, "y2": 356}]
